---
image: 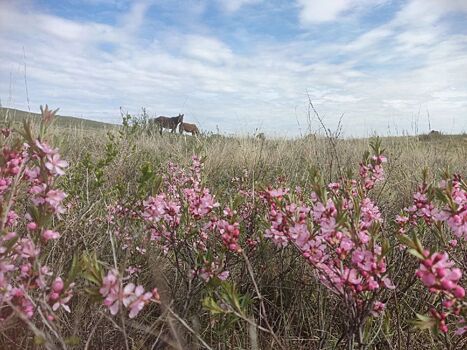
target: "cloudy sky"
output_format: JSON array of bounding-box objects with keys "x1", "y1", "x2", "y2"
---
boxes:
[{"x1": 0, "y1": 0, "x2": 466, "y2": 136}]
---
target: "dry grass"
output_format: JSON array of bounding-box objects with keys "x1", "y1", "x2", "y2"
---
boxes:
[{"x1": 1, "y1": 111, "x2": 466, "y2": 349}]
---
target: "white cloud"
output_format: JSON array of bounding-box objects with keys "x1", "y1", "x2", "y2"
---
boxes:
[
  {"x1": 217, "y1": 0, "x2": 261, "y2": 13},
  {"x1": 119, "y1": 0, "x2": 152, "y2": 34},
  {"x1": 297, "y1": 0, "x2": 351, "y2": 23},
  {"x1": 297, "y1": 0, "x2": 388, "y2": 24},
  {"x1": 182, "y1": 35, "x2": 233, "y2": 64},
  {"x1": 0, "y1": 0, "x2": 466, "y2": 136},
  {"x1": 394, "y1": 0, "x2": 467, "y2": 26},
  {"x1": 345, "y1": 27, "x2": 393, "y2": 51}
]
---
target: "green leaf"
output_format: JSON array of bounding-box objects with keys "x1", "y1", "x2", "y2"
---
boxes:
[
  {"x1": 433, "y1": 188, "x2": 448, "y2": 203},
  {"x1": 152, "y1": 175, "x2": 163, "y2": 195},
  {"x1": 411, "y1": 313, "x2": 437, "y2": 331},
  {"x1": 396, "y1": 234, "x2": 417, "y2": 250},
  {"x1": 34, "y1": 335, "x2": 46, "y2": 345},
  {"x1": 381, "y1": 237, "x2": 390, "y2": 257},
  {"x1": 414, "y1": 235, "x2": 424, "y2": 254},
  {"x1": 202, "y1": 296, "x2": 226, "y2": 315},
  {"x1": 65, "y1": 252, "x2": 81, "y2": 289},
  {"x1": 220, "y1": 282, "x2": 242, "y2": 314},
  {"x1": 207, "y1": 276, "x2": 223, "y2": 289},
  {"x1": 383, "y1": 309, "x2": 391, "y2": 335},
  {"x1": 82, "y1": 272, "x2": 101, "y2": 286},
  {"x1": 408, "y1": 249, "x2": 425, "y2": 260},
  {"x1": 64, "y1": 336, "x2": 80, "y2": 346}
]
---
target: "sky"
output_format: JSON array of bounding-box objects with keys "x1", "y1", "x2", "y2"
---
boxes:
[{"x1": 0, "y1": 0, "x2": 466, "y2": 137}]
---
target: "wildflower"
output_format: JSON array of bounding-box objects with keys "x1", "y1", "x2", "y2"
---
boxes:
[
  {"x1": 371, "y1": 301, "x2": 386, "y2": 316},
  {"x1": 45, "y1": 189, "x2": 67, "y2": 213},
  {"x1": 45, "y1": 154, "x2": 68, "y2": 176},
  {"x1": 15, "y1": 238, "x2": 40, "y2": 259},
  {"x1": 42, "y1": 229, "x2": 60, "y2": 241},
  {"x1": 123, "y1": 284, "x2": 155, "y2": 319},
  {"x1": 100, "y1": 269, "x2": 121, "y2": 315},
  {"x1": 267, "y1": 188, "x2": 288, "y2": 198},
  {"x1": 217, "y1": 219, "x2": 241, "y2": 253},
  {"x1": 35, "y1": 140, "x2": 56, "y2": 155},
  {"x1": 24, "y1": 166, "x2": 40, "y2": 180},
  {"x1": 416, "y1": 252, "x2": 463, "y2": 295},
  {"x1": 1, "y1": 128, "x2": 11, "y2": 137}
]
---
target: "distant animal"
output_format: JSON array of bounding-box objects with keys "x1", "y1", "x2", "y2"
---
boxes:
[
  {"x1": 255, "y1": 132, "x2": 265, "y2": 141},
  {"x1": 419, "y1": 129, "x2": 442, "y2": 141},
  {"x1": 179, "y1": 122, "x2": 199, "y2": 136},
  {"x1": 149, "y1": 114, "x2": 184, "y2": 135}
]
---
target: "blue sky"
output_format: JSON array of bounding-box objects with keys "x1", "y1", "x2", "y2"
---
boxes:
[{"x1": 1, "y1": 0, "x2": 466, "y2": 136}]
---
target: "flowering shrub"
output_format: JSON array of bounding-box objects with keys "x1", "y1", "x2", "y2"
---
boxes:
[
  {"x1": 397, "y1": 172, "x2": 466, "y2": 335},
  {"x1": 0, "y1": 106, "x2": 75, "y2": 331},
  {"x1": 262, "y1": 139, "x2": 395, "y2": 344},
  {"x1": 138, "y1": 156, "x2": 242, "y2": 282}
]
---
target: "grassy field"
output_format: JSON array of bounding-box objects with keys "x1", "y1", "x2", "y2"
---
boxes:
[{"x1": 0, "y1": 107, "x2": 466, "y2": 349}]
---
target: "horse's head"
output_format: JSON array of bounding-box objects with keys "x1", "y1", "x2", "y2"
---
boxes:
[{"x1": 178, "y1": 114, "x2": 184, "y2": 123}]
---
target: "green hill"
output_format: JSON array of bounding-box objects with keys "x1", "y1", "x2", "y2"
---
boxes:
[{"x1": 0, "y1": 107, "x2": 116, "y2": 130}]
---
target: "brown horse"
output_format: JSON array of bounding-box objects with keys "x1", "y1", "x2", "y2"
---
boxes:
[
  {"x1": 150, "y1": 114, "x2": 184, "y2": 135},
  {"x1": 179, "y1": 122, "x2": 199, "y2": 136}
]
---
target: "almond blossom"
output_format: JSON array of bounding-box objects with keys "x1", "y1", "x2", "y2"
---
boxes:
[
  {"x1": 45, "y1": 153, "x2": 69, "y2": 176},
  {"x1": 99, "y1": 269, "x2": 159, "y2": 318},
  {"x1": 263, "y1": 140, "x2": 394, "y2": 341},
  {"x1": 0, "y1": 106, "x2": 74, "y2": 329}
]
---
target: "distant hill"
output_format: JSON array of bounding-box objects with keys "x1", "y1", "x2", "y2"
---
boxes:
[{"x1": 0, "y1": 107, "x2": 116, "y2": 130}]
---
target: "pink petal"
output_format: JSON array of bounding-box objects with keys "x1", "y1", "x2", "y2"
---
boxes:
[
  {"x1": 109, "y1": 302, "x2": 119, "y2": 315},
  {"x1": 123, "y1": 283, "x2": 135, "y2": 294}
]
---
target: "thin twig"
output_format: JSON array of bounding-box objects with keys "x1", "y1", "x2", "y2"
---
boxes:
[
  {"x1": 166, "y1": 306, "x2": 214, "y2": 350},
  {"x1": 84, "y1": 314, "x2": 104, "y2": 350},
  {"x1": 241, "y1": 250, "x2": 287, "y2": 350}
]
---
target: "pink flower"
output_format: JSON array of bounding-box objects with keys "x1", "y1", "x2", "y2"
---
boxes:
[
  {"x1": 371, "y1": 301, "x2": 386, "y2": 316},
  {"x1": 27, "y1": 222, "x2": 38, "y2": 231},
  {"x1": 51, "y1": 292, "x2": 73, "y2": 313},
  {"x1": 100, "y1": 269, "x2": 121, "y2": 315},
  {"x1": 45, "y1": 154, "x2": 68, "y2": 176},
  {"x1": 217, "y1": 270, "x2": 230, "y2": 280},
  {"x1": 49, "y1": 278, "x2": 74, "y2": 313},
  {"x1": 382, "y1": 276, "x2": 396, "y2": 289},
  {"x1": 15, "y1": 238, "x2": 40, "y2": 259},
  {"x1": 1, "y1": 127, "x2": 11, "y2": 137},
  {"x1": 45, "y1": 190, "x2": 67, "y2": 213},
  {"x1": 217, "y1": 219, "x2": 241, "y2": 252},
  {"x1": 52, "y1": 277, "x2": 64, "y2": 293},
  {"x1": 267, "y1": 188, "x2": 288, "y2": 198},
  {"x1": 24, "y1": 166, "x2": 40, "y2": 180},
  {"x1": 100, "y1": 270, "x2": 158, "y2": 318},
  {"x1": 42, "y1": 229, "x2": 60, "y2": 241},
  {"x1": 123, "y1": 284, "x2": 154, "y2": 319},
  {"x1": 35, "y1": 140, "x2": 56, "y2": 155},
  {"x1": 453, "y1": 286, "x2": 465, "y2": 298},
  {"x1": 416, "y1": 252, "x2": 464, "y2": 301},
  {"x1": 455, "y1": 323, "x2": 466, "y2": 336}
]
